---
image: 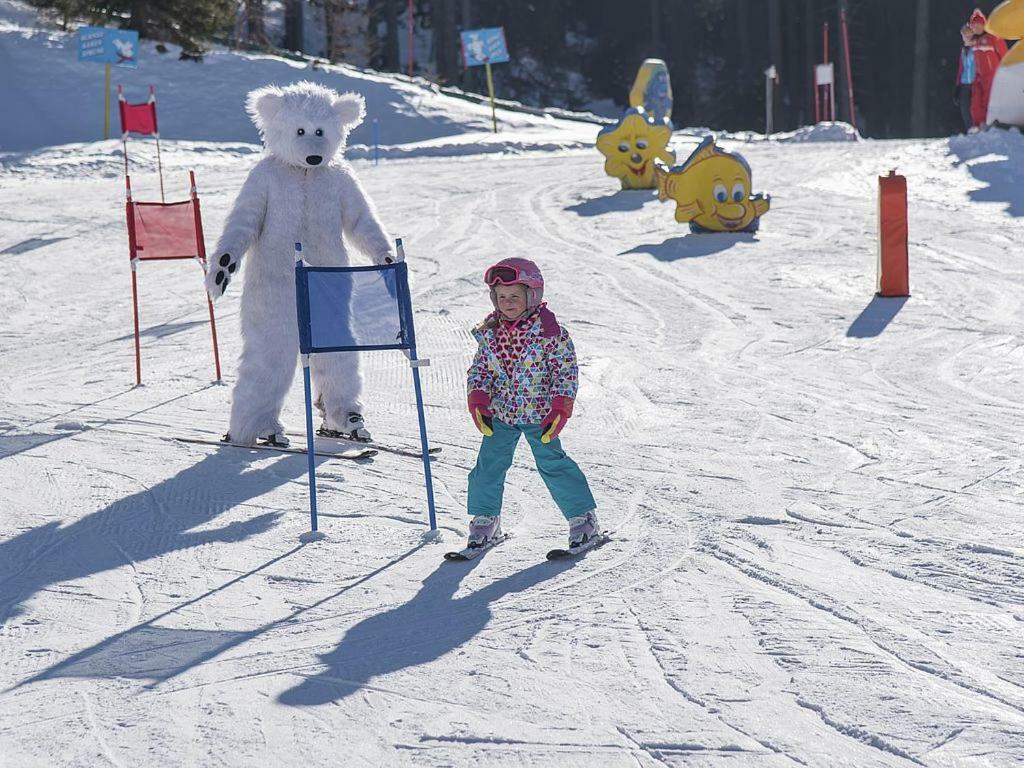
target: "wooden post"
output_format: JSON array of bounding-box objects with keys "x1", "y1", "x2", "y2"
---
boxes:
[
  {"x1": 103, "y1": 63, "x2": 111, "y2": 140},
  {"x1": 485, "y1": 61, "x2": 497, "y2": 133}
]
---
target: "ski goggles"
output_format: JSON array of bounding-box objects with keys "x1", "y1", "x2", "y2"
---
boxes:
[{"x1": 484, "y1": 264, "x2": 522, "y2": 286}]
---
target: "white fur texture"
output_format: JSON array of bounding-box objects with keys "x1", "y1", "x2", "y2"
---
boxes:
[{"x1": 208, "y1": 81, "x2": 395, "y2": 444}]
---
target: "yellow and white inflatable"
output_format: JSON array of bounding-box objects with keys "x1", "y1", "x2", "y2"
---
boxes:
[
  {"x1": 596, "y1": 106, "x2": 675, "y2": 190},
  {"x1": 629, "y1": 59, "x2": 673, "y2": 126},
  {"x1": 654, "y1": 137, "x2": 770, "y2": 233},
  {"x1": 986, "y1": 0, "x2": 1024, "y2": 127}
]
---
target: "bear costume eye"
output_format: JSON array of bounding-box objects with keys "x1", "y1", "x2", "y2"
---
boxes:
[
  {"x1": 315, "y1": 128, "x2": 323, "y2": 136},
  {"x1": 297, "y1": 128, "x2": 305, "y2": 136}
]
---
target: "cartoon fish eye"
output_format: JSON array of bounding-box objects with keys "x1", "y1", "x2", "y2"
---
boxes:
[
  {"x1": 713, "y1": 183, "x2": 728, "y2": 203},
  {"x1": 297, "y1": 128, "x2": 305, "y2": 136},
  {"x1": 636, "y1": 139, "x2": 649, "y2": 150},
  {"x1": 731, "y1": 182, "x2": 745, "y2": 202},
  {"x1": 618, "y1": 142, "x2": 630, "y2": 153},
  {"x1": 315, "y1": 128, "x2": 324, "y2": 136}
]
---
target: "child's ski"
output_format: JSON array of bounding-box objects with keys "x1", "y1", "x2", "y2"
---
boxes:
[
  {"x1": 175, "y1": 435, "x2": 377, "y2": 460},
  {"x1": 546, "y1": 531, "x2": 612, "y2": 561},
  {"x1": 444, "y1": 532, "x2": 511, "y2": 562}
]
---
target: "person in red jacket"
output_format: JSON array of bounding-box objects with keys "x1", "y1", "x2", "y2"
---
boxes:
[{"x1": 966, "y1": 8, "x2": 1008, "y2": 128}]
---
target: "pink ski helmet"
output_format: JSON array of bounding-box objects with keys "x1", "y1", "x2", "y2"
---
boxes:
[{"x1": 484, "y1": 257, "x2": 544, "y2": 310}]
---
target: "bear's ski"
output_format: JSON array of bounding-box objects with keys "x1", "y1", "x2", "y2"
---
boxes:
[{"x1": 175, "y1": 435, "x2": 377, "y2": 460}]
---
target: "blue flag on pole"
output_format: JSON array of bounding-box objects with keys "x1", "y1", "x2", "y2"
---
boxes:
[
  {"x1": 78, "y1": 26, "x2": 140, "y2": 68},
  {"x1": 296, "y1": 263, "x2": 410, "y2": 353},
  {"x1": 293, "y1": 244, "x2": 436, "y2": 538}
]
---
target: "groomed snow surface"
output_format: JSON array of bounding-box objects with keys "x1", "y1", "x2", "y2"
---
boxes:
[{"x1": 2, "y1": 2, "x2": 1024, "y2": 766}]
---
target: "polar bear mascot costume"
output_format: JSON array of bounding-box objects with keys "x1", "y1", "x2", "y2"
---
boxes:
[{"x1": 206, "y1": 81, "x2": 397, "y2": 447}]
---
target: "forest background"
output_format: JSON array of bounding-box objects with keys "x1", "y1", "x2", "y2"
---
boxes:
[{"x1": 29, "y1": 0, "x2": 1008, "y2": 138}]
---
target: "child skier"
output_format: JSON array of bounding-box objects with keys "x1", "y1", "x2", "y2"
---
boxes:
[{"x1": 463, "y1": 257, "x2": 599, "y2": 551}]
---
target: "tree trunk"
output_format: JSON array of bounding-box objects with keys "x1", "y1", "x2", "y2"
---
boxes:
[
  {"x1": 431, "y1": 0, "x2": 458, "y2": 82},
  {"x1": 324, "y1": 0, "x2": 337, "y2": 60},
  {"x1": 767, "y1": 0, "x2": 782, "y2": 130},
  {"x1": 384, "y1": 0, "x2": 399, "y2": 70},
  {"x1": 284, "y1": 0, "x2": 304, "y2": 53},
  {"x1": 784, "y1": 1, "x2": 801, "y2": 128},
  {"x1": 804, "y1": 0, "x2": 815, "y2": 122},
  {"x1": 245, "y1": 0, "x2": 267, "y2": 47},
  {"x1": 650, "y1": 0, "x2": 661, "y2": 57},
  {"x1": 910, "y1": 0, "x2": 930, "y2": 136},
  {"x1": 736, "y1": 0, "x2": 751, "y2": 82},
  {"x1": 128, "y1": 0, "x2": 150, "y2": 38}
]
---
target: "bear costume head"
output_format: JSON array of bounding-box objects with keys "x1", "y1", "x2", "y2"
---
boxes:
[{"x1": 246, "y1": 81, "x2": 365, "y2": 169}]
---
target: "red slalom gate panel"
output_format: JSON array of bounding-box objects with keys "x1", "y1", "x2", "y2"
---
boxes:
[{"x1": 877, "y1": 171, "x2": 909, "y2": 297}]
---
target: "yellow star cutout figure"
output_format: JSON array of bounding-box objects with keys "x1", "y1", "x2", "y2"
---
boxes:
[{"x1": 596, "y1": 106, "x2": 675, "y2": 190}]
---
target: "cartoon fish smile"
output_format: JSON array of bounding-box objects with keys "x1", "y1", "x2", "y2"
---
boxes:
[
  {"x1": 596, "y1": 107, "x2": 675, "y2": 190},
  {"x1": 654, "y1": 137, "x2": 770, "y2": 233},
  {"x1": 714, "y1": 210, "x2": 746, "y2": 229}
]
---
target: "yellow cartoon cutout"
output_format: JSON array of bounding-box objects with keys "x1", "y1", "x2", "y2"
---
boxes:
[
  {"x1": 629, "y1": 59, "x2": 673, "y2": 126},
  {"x1": 596, "y1": 106, "x2": 675, "y2": 190},
  {"x1": 654, "y1": 137, "x2": 770, "y2": 233}
]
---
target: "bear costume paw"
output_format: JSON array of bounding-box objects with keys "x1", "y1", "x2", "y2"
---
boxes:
[{"x1": 206, "y1": 252, "x2": 238, "y2": 298}]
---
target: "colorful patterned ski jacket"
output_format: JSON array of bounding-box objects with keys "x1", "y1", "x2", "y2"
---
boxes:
[{"x1": 467, "y1": 304, "x2": 579, "y2": 425}]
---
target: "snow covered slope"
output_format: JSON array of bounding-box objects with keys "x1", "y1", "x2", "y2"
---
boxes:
[
  {"x1": 2, "y1": 2, "x2": 1024, "y2": 766},
  {"x1": 0, "y1": 0, "x2": 598, "y2": 154}
]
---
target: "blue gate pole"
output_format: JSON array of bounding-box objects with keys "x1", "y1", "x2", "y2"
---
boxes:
[
  {"x1": 294, "y1": 243, "x2": 321, "y2": 538},
  {"x1": 301, "y1": 354, "x2": 320, "y2": 533},
  {"x1": 410, "y1": 355, "x2": 437, "y2": 531},
  {"x1": 373, "y1": 118, "x2": 379, "y2": 166},
  {"x1": 397, "y1": 238, "x2": 437, "y2": 531}
]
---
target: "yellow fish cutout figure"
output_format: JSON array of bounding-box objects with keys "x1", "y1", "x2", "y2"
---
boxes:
[
  {"x1": 654, "y1": 137, "x2": 770, "y2": 233},
  {"x1": 986, "y1": 0, "x2": 1024, "y2": 127},
  {"x1": 629, "y1": 59, "x2": 673, "y2": 126},
  {"x1": 596, "y1": 106, "x2": 675, "y2": 190}
]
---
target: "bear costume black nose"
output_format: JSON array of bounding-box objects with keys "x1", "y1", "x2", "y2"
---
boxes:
[{"x1": 306, "y1": 155, "x2": 323, "y2": 166}]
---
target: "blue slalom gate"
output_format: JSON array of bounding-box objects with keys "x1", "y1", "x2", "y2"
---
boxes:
[{"x1": 293, "y1": 240, "x2": 437, "y2": 538}]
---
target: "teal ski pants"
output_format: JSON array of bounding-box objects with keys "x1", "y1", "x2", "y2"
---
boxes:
[{"x1": 467, "y1": 419, "x2": 595, "y2": 520}]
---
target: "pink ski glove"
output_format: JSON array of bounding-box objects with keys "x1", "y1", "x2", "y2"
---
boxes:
[
  {"x1": 468, "y1": 390, "x2": 494, "y2": 437},
  {"x1": 540, "y1": 395, "x2": 574, "y2": 444}
]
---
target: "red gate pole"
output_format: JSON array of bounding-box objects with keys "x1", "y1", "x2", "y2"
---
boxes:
[
  {"x1": 151, "y1": 86, "x2": 165, "y2": 202},
  {"x1": 118, "y1": 85, "x2": 130, "y2": 180},
  {"x1": 125, "y1": 176, "x2": 143, "y2": 385},
  {"x1": 190, "y1": 170, "x2": 221, "y2": 381}
]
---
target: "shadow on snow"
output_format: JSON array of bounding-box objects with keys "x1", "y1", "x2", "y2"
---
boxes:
[
  {"x1": 0, "y1": 447, "x2": 303, "y2": 625},
  {"x1": 846, "y1": 295, "x2": 909, "y2": 338},
  {"x1": 622, "y1": 232, "x2": 757, "y2": 261},
  {"x1": 564, "y1": 189, "x2": 658, "y2": 217},
  {"x1": 18, "y1": 542, "x2": 425, "y2": 691},
  {"x1": 276, "y1": 556, "x2": 577, "y2": 706}
]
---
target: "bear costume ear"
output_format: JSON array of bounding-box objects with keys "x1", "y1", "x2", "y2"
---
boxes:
[
  {"x1": 332, "y1": 92, "x2": 366, "y2": 130},
  {"x1": 245, "y1": 85, "x2": 285, "y2": 132}
]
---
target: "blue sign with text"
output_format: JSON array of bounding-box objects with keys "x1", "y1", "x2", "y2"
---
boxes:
[
  {"x1": 460, "y1": 27, "x2": 509, "y2": 67},
  {"x1": 78, "y1": 26, "x2": 139, "y2": 68}
]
